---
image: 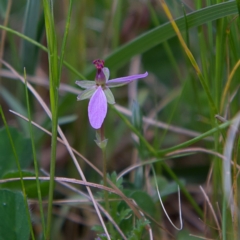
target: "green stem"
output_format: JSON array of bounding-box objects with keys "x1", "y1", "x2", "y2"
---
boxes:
[
  {"x1": 99, "y1": 125, "x2": 109, "y2": 212},
  {"x1": 24, "y1": 71, "x2": 46, "y2": 238},
  {"x1": 102, "y1": 147, "x2": 109, "y2": 209},
  {"x1": 42, "y1": 0, "x2": 59, "y2": 238}
]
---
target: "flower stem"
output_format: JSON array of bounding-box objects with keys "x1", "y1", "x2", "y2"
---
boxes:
[{"x1": 99, "y1": 125, "x2": 110, "y2": 212}]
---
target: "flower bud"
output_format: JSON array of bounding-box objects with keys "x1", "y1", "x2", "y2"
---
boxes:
[{"x1": 93, "y1": 59, "x2": 106, "y2": 85}]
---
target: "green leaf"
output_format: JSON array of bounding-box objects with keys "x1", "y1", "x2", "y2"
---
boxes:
[
  {"x1": 129, "y1": 190, "x2": 155, "y2": 217},
  {"x1": 1, "y1": 171, "x2": 49, "y2": 198},
  {"x1": 177, "y1": 229, "x2": 196, "y2": 240},
  {"x1": 0, "y1": 189, "x2": 30, "y2": 240},
  {"x1": 128, "y1": 219, "x2": 150, "y2": 240},
  {"x1": 152, "y1": 176, "x2": 186, "y2": 199},
  {"x1": 0, "y1": 127, "x2": 32, "y2": 178}
]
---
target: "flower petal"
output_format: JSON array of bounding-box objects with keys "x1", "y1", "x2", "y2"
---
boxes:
[
  {"x1": 104, "y1": 87, "x2": 115, "y2": 104},
  {"x1": 102, "y1": 67, "x2": 110, "y2": 81},
  {"x1": 88, "y1": 86, "x2": 107, "y2": 129},
  {"x1": 106, "y1": 72, "x2": 148, "y2": 88},
  {"x1": 77, "y1": 86, "x2": 96, "y2": 101},
  {"x1": 75, "y1": 80, "x2": 96, "y2": 89}
]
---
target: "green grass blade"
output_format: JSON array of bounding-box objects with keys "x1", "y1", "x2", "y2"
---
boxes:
[
  {"x1": 42, "y1": 0, "x2": 59, "y2": 238},
  {"x1": 58, "y1": 0, "x2": 73, "y2": 81},
  {"x1": 24, "y1": 69, "x2": 46, "y2": 238},
  {"x1": 20, "y1": 0, "x2": 42, "y2": 74}
]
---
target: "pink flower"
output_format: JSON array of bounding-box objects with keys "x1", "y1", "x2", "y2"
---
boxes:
[{"x1": 76, "y1": 59, "x2": 148, "y2": 129}]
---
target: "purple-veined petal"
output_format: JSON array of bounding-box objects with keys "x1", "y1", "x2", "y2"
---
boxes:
[
  {"x1": 88, "y1": 86, "x2": 107, "y2": 129},
  {"x1": 106, "y1": 72, "x2": 148, "y2": 88},
  {"x1": 77, "y1": 86, "x2": 96, "y2": 101},
  {"x1": 102, "y1": 67, "x2": 110, "y2": 81},
  {"x1": 75, "y1": 80, "x2": 96, "y2": 89},
  {"x1": 104, "y1": 87, "x2": 115, "y2": 104}
]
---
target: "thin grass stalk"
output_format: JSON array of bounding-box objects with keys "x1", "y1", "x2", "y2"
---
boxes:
[
  {"x1": 24, "y1": 69, "x2": 46, "y2": 238},
  {"x1": 206, "y1": 0, "x2": 215, "y2": 85},
  {"x1": 198, "y1": 25, "x2": 210, "y2": 90},
  {"x1": 233, "y1": 143, "x2": 238, "y2": 240},
  {"x1": 98, "y1": 0, "x2": 117, "y2": 57},
  {"x1": 147, "y1": 1, "x2": 182, "y2": 80},
  {"x1": 220, "y1": 59, "x2": 240, "y2": 113},
  {"x1": 98, "y1": 125, "x2": 115, "y2": 236},
  {"x1": 99, "y1": 125, "x2": 110, "y2": 212},
  {"x1": 213, "y1": 17, "x2": 226, "y2": 210},
  {"x1": 103, "y1": 149, "x2": 108, "y2": 207},
  {"x1": 0, "y1": 0, "x2": 12, "y2": 74},
  {"x1": 158, "y1": 82, "x2": 186, "y2": 149},
  {"x1": 199, "y1": 186, "x2": 222, "y2": 239},
  {"x1": 222, "y1": 196, "x2": 227, "y2": 240},
  {"x1": 0, "y1": 106, "x2": 35, "y2": 240},
  {"x1": 112, "y1": 0, "x2": 121, "y2": 50},
  {"x1": 158, "y1": 0, "x2": 217, "y2": 116},
  {"x1": 58, "y1": 0, "x2": 73, "y2": 80},
  {"x1": 152, "y1": 166, "x2": 183, "y2": 230},
  {"x1": 42, "y1": 0, "x2": 59, "y2": 238},
  {"x1": 214, "y1": 18, "x2": 226, "y2": 110}
]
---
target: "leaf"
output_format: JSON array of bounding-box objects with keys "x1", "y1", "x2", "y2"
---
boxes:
[
  {"x1": 153, "y1": 176, "x2": 186, "y2": 198},
  {"x1": 0, "y1": 127, "x2": 32, "y2": 178},
  {"x1": 129, "y1": 190, "x2": 155, "y2": 217},
  {"x1": 128, "y1": 219, "x2": 150, "y2": 240},
  {"x1": 177, "y1": 229, "x2": 196, "y2": 240},
  {"x1": 0, "y1": 189, "x2": 30, "y2": 240}
]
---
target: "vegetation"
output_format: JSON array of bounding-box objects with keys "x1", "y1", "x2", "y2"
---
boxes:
[{"x1": 0, "y1": 0, "x2": 240, "y2": 239}]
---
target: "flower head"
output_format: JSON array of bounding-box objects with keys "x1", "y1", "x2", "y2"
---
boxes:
[{"x1": 76, "y1": 59, "x2": 148, "y2": 129}]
